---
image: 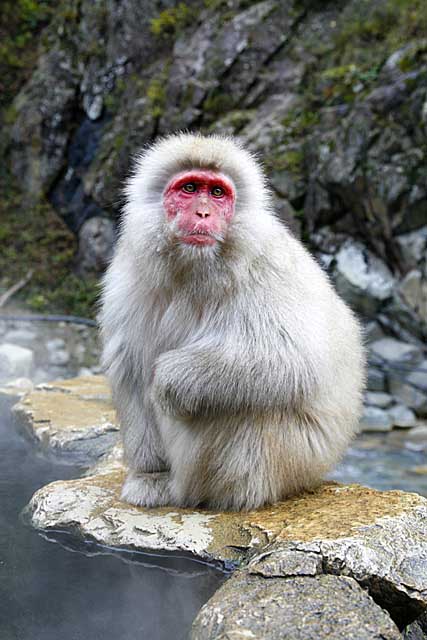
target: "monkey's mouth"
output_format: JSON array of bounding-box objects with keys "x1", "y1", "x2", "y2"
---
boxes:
[{"x1": 181, "y1": 231, "x2": 217, "y2": 246}]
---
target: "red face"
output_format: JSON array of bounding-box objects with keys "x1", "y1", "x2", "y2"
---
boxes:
[{"x1": 163, "y1": 170, "x2": 235, "y2": 246}]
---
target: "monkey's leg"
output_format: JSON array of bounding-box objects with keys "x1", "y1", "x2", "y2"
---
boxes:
[
  {"x1": 121, "y1": 471, "x2": 170, "y2": 507},
  {"x1": 115, "y1": 384, "x2": 172, "y2": 507}
]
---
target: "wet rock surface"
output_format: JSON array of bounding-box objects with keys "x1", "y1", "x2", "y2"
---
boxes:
[
  {"x1": 13, "y1": 376, "x2": 118, "y2": 463},
  {"x1": 192, "y1": 573, "x2": 401, "y2": 640}
]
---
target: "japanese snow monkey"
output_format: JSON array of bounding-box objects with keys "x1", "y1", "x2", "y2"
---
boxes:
[{"x1": 100, "y1": 132, "x2": 365, "y2": 511}]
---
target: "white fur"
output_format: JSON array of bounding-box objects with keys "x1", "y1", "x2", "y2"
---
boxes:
[{"x1": 100, "y1": 132, "x2": 365, "y2": 511}]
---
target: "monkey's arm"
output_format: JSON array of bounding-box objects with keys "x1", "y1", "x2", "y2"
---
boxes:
[{"x1": 152, "y1": 333, "x2": 320, "y2": 418}]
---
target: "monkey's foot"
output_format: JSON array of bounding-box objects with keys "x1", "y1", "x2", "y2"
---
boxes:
[{"x1": 121, "y1": 471, "x2": 171, "y2": 508}]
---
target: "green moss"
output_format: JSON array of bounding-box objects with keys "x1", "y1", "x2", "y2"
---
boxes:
[
  {"x1": 282, "y1": 109, "x2": 320, "y2": 137},
  {"x1": 0, "y1": 0, "x2": 54, "y2": 110},
  {"x1": 204, "y1": 90, "x2": 235, "y2": 117},
  {"x1": 270, "y1": 150, "x2": 304, "y2": 173},
  {"x1": 146, "y1": 67, "x2": 170, "y2": 118},
  {"x1": 112, "y1": 133, "x2": 126, "y2": 152},
  {"x1": 332, "y1": 0, "x2": 427, "y2": 67},
  {"x1": 319, "y1": 62, "x2": 381, "y2": 104},
  {"x1": 0, "y1": 169, "x2": 98, "y2": 318},
  {"x1": 150, "y1": 3, "x2": 193, "y2": 38},
  {"x1": 296, "y1": 0, "x2": 427, "y2": 110},
  {"x1": 104, "y1": 77, "x2": 126, "y2": 115},
  {"x1": 3, "y1": 104, "x2": 18, "y2": 125}
]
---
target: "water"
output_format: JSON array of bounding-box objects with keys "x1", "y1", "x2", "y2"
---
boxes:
[
  {"x1": 331, "y1": 433, "x2": 427, "y2": 497},
  {"x1": 0, "y1": 396, "x2": 226, "y2": 640}
]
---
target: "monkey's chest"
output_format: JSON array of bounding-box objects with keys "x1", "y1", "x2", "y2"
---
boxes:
[{"x1": 146, "y1": 296, "x2": 205, "y2": 359}]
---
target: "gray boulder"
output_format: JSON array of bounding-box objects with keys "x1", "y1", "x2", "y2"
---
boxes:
[
  {"x1": 389, "y1": 360, "x2": 427, "y2": 417},
  {"x1": 77, "y1": 216, "x2": 115, "y2": 274},
  {"x1": 334, "y1": 241, "x2": 395, "y2": 316},
  {"x1": 192, "y1": 573, "x2": 401, "y2": 640},
  {"x1": 369, "y1": 338, "x2": 423, "y2": 366},
  {"x1": 359, "y1": 406, "x2": 393, "y2": 432},
  {"x1": 364, "y1": 392, "x2": 393, "y2": 408},
  {"x1": 388, "y1": 404, "x2": 417, "y2": 428},
  {"x1": 0, "y1": 344, "x2": 34, "y2": 384},
  {"x1": 396, "y1": 226, "x2": 427, "y2": 269}
]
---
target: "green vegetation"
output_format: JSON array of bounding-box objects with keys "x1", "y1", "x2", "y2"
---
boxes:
[
  {"x1": 334, "y1": 0, "x2": 427, "y2": 54},
  {"x1": 299, "y1": 0, "x2": 427, "y2": 107},
  {"x1": 0, "y1": 0, "x2": 54, "y2": 109},
  {"x1": 282, "y1": 109, "x2": 320, "y2": 138},
  {"x1": 0, "y1": 171, "x2": 99, "y2": 318},
  {"x1": 150, "y1": 3, "x2": 193, "y2": 38},
  {"x1": 272, "y1": 149, "x2": 304, "y2": 173},
  {"x1": 329, "y1": 1, "x2": 426, "y2": 84},
  {"x1": 204, "y1": 89, "x2": 235, "y2": 118},
  {"x1": 146, "y1": 65, "x2": 171, "y2": 118},
  {"x1": 146, "y1": 77, "x2": 167, "y2": 118}
]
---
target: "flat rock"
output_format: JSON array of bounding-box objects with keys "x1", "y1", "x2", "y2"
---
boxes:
[
  {"x1": 370, "y1": 338, "x2": 423, "y2": 365},
  {"x1": 18, "y1": 375, "x2": 427, "y2": 629},
  {"x1": 13, "y1": 375, "x2": 118, "y2": 463},
  {"x1": 192, "y1": 573, "x2": 401, "y2": 640},
  {"x1": 364, "y1": 391, "x2": 393, "y2": 408},
  {"x1": 27, "y1": 467, "x2": 427, "y2": 625},
  {"x1": 388, "y1": 404, "x2": 417, "y2": 428},
  {"x1": 359, "y1": 406, "x2": 393, "y2": 432}
]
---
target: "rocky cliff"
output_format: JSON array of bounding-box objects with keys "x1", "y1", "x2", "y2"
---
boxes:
[{"x1": 1, "y1": 0, "x2": 427, "y2": 406}]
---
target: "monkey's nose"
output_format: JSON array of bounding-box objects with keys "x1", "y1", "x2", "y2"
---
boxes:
[{"x1": 196, "y1": 210, "x2": 210, "y2": 218}]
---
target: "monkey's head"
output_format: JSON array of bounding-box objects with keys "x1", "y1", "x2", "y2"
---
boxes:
[
  {"x1": 163, "y1": 169, "x2": 235, "y2": 247},
  {"x1": 124, "y1": 133, "x2": 275, "y2": 265}
]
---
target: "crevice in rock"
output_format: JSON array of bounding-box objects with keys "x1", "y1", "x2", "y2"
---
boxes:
[{"x1": 48, "y1": 109, "x2": 110, "y2": 234}]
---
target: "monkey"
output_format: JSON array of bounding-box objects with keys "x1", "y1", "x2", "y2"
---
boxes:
[{"x1": 99, "y1": 132, "x2": 365, "y2": 511}]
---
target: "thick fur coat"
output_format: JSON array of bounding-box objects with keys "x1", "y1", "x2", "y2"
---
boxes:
[{"x1": 100, "y1": 133, "x2": 365, "y2": 511}]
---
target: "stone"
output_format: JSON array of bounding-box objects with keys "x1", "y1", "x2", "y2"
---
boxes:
[
  {"x1": 364, "y1": 321, "x2": 385, "y2": 343},
  {"x1": 389, "y1": 361, "x2": 427, "y2": 417},
  {"x1": 47, "y1": 347, "x2": 70, "y2": 367},
  {"x1": 6, "y1": 377, "x2": 34, "y2": 394},
  {"x1": 0, "y1": 343, "x2": 34, "y2": 383},
  {"x1": 192, "y1": 573, "x2": 401, "y2": 640},
  {"x1": 334, "y1": 241, "x2": 395, "y2": 316},
  {"x1": 404, "y1": 610, "x2": 427, "y2": 639},
  {"x1": 13, "y1": 375, "x2": 427, "y2": 631},
  {"x1": 364, "y1": 392, "x2": 393, "y2": 409},
  {"x1": 401, "y1": 425, "x2": 427, "y2": 450},
  {"x1": 246, "y1": 512, "x2": 427, "y2": 627},
  {"x1": 388, "y1": 404, "x2": 417, "y2": 428},
  {"x1": 359, "y1": 406, "x2": 393, "y2": 432},
  {"x1": 77, "y1": 216, "x2": 115, "y2": 274},
  {"x1": 3, "y1": 329, "x2": 37, "y2": 346},
  {"x1": 367, "y1": 367, "x2": 386, "y2": 392},
  {"x1": 369, "y1": 338, "x2": 423, "y2": 366},
  {"x1": 396, "y1": 226, "x2": 427, "y2": 269},
  {"x1": 83, "y1": 93, "x2": 103, "y2": 121},
  {"x1": 27, "y1": 468, "x2": 427, "y2": 626},
  {"x1": 397, "y1": 270, "x2": 427, "y2": 328},
  {"x1": 191, "y1": 572, "x2": 401, "y2": 640},
  {"x1": 12, "y1": 375, "x2": 119, "y2": 464}
]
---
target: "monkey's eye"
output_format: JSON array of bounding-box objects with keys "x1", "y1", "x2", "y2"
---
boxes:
[
  {"x1": 211, "y1": 186, "x2": 224, "y2": 197},
  {"x1": 182, "y1": 183, "x2": 197, "y2": 194}
]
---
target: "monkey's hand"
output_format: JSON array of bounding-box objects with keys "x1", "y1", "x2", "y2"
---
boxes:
[
  {"x1": 152, "y1": 349, "x2": 208, "y2": 418},
  {"x1": 152, "y1": 338, "x2": 317, "y2": 417}
]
